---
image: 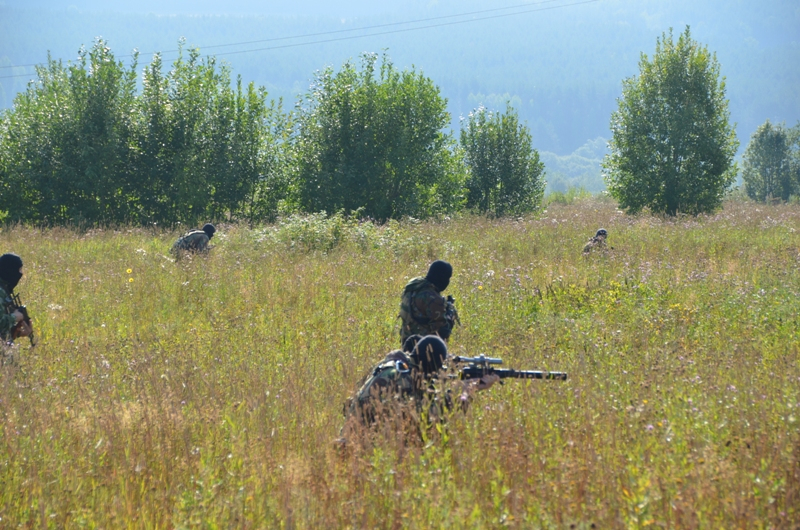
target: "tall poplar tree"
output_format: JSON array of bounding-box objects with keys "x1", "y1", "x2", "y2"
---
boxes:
[
  {"x1": 603, "y1": 27, "x2": 738, "y2": 216},
  {"x1": 741, "y1": 120, "x2": 796, "y2": 202},
  {"x1": 460, "y1": 104, "x2": 545, "y2": 217}
]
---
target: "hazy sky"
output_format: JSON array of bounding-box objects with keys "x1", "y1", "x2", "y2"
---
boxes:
[
  {"x1": 4, "y1": 0, "x2": 405, "y2": 16},
  {"x1": 2, "y1": 0, "x2": 798, "y2": 161}
]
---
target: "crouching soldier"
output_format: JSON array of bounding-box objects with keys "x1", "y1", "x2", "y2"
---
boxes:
[
  {"x1": 583, "y1": 228, "x2": 609, "y2": 254},
  {"x1": 171, "y1": 223, "x2": 216, "y2": 258},
  {"x1": 339, "y1": 335, "x2": 498, "y2": 445},
  {"x1": 1, "y1": 253, "x2": 33, "y2": 364}
]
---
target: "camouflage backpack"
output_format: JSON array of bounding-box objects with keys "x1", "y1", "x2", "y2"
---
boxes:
[
  {"x1": 1, "y1": 287, "x2": 13, "y2": 342},
  {"x1": 345, "y1": 357, "x2": 415, "y2": 423},
  {"x1": 399, "y1": 277, "x2": 436, "y2": 330}
]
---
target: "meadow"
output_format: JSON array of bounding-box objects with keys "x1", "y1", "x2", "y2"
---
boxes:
[{"x1": 1, "y1": 197, "x2": 798, "y2": 528}]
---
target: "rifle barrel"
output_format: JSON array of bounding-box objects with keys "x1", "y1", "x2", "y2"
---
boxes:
[
  {"x1": 495, "y1": 369, "x2": 567, "y2": 381},
  {"x1": 460, "y1": 367, "x2": 567, "y2": 381}
]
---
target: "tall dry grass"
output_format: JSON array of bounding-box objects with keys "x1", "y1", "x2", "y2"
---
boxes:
[{"x1": 1, "y1": 198, "x2": 798, "y2": 528}]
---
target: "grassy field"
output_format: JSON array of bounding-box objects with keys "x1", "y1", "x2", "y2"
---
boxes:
[{"x1": 1, "y1": 198, "x2": 799, "y2": 528}]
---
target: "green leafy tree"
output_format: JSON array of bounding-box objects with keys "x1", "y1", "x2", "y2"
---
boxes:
[
  {"x1": 460, "y1": 104, "x2": 545, "y2": 216},
  {"x1": 0, "y1": 41, "x2": 139, "y2": 224},
  {"x1": 292, "y1": 52, "x2": 463, "y2": 221},
  {"x1": 135, "y1": 44, "x2": 283, "y2": 225},
  {"x1": 741, "y1": 120, "x2": 796, "y2": 202},
  {"x1": 603, "y1": 27, "x2": 738, "y2": 216},
  {"x1": 0, "y1": 39, "x2": 284, "y2": 225}
]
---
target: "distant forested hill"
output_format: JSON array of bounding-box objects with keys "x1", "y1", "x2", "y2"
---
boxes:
[{"x1": 1, "y1": 0, "x2": 798, "y2": 167}]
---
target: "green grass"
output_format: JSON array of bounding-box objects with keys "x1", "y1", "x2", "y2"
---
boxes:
[{"x1": 1, "y1": 199, "x2": 799, "y2": 528}]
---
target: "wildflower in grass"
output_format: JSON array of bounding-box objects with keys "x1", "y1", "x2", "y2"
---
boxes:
[
  {"x1": 126, "y1": 268, "x2": 132, "y2": 274},
  {"x1": 646, "y1": 424, "x2": 654, "y2": 431},
  {"x1": 129, "y1": 278, "x2": 134, "y2": 283}
]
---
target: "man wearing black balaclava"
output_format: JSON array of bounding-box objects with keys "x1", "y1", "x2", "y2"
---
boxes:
[
  {"x1": 340, "y1": 335, "x2": 498, "y2": 440},
  {"x1": 0, "y1": 253, "x2": 32, "y2": 342},
  {"x1": 171, "y1": 223, "x2": 216, "y2": 258},
  {"x1": 398, "y1": 260, "x2": 459, "y2": 344}
]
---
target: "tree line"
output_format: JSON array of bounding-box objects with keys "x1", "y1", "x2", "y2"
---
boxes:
[
  {"x1": 1, "y1": 29, "x2": 797, "y2": 227},
  {"x1": 0, "y1": 41, "x2": 543, "y2": 225}
]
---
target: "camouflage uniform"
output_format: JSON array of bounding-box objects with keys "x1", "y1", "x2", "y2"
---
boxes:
[
  {"x1": 0, "y1": 280, "x2": 17, "y2": 342},
  {"x1": 582, "y1": 229, "x2": 608, "y2": 254},
  {"x1": 398, "y1": 278, "x2": 456, "y2": 343},
  {"x1": 582, "y1": 237, "x2": 607, "y2": 253},
  {"x1": 171, "y1": 229, "x2": 211, "y2": 255},
  {"x1": 344, "y1": 349, "x2": 453, "y2": 427}
]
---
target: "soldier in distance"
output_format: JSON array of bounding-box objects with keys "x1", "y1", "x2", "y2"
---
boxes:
[
  {"x1": 583, "y1": 228, "x2": 609, "y2": 254},
  {"x1": 398, "y1": 260, "x2": 459, "y2": 345},
  {"x1": 171, "y1": 223, "x2": 216, "y2": 258}
]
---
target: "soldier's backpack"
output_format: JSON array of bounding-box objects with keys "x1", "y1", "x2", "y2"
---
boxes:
[
  {"x1": 399, "y1": 277, "x2": 437, "y2": 325},
  {"x1": 399, "y1": 278, "x2": 457, "y2": 339},
  {"x1": 345, "y1": 358, "x2": 414, "y2": 423}
]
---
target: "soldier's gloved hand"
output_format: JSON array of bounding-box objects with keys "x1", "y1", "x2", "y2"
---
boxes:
[
  {"x1": 475, "y1": 374, "x2": 500, "y2": 391},
  {"x1": 460, "y1": 374, "x2": 501, "y2": 401},
  {"x1": 14, "y1": 321, "x2": 32, "y2": 338}
]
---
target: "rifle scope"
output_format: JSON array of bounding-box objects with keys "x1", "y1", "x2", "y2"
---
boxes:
[{"x1": 451, "y1": 354, "x2": 503, "y2": 365}]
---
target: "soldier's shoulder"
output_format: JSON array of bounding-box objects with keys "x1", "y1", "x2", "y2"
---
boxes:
[
  {"x1": 0, "y1": 283, "x2": 13, "y2": 304},
  {"x1": 413, "y1": 289, "x2": 444, "y2": 310},
  {"x1": 403, "y1": 276, "x2": 431, "y2": 292},
  {"x1": 383, "y1": 350, "x2": 411, "y2": 363},
  {"x1": 363, "y1": 361, "x2": 411, "y2": 393}
]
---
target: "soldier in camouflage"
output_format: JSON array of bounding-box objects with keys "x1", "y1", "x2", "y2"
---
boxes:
[
  {"x1": 341, "y1": 335, "x2": 499, "y2": 436},
  {"x1": 1, "y1": 253, "x2": 32, "y2": 343},
  {"x1": 171, "y1": 223, "x2": 216, "y2": 257},
  {"x1": 398, "y1": 260, "x2": 459, "y2": 345},
  {"x1": 582, "y1": 228, "x2": 609, "y2": 254}
]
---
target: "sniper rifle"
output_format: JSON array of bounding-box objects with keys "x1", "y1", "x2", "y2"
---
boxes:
[{"x1": 451, "y1": 354, "x2": 566, "y2": 381}]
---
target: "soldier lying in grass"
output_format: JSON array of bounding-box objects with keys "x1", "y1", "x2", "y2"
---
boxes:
[{"x1": 339, "y1": 335, "x2": 498, "y2": 445}]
